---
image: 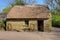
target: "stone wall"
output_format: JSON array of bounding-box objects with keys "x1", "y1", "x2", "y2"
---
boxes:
[
  {"x1": 6, "y1": 20, "x2": 38, "y2": 31},
  {"x1": 44, "y1": 13, "x2": 52, "y2": 32},
  {"x1": 6, "y1": 15, "x2": 52, "y2": 32},
  {"x1": 29, "y1": 20, "x2": 37, "y2": 31},
  {"x1": 6, "y1": 20, "x2": 25, "y2": 31}
]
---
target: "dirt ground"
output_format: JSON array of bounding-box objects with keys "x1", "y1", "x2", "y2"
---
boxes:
[{"x1": 0, "y1": 27, "x2": 60, "y2": 40}]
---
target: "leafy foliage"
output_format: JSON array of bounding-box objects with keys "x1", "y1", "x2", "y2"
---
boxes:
[
  {"x1": 45, "y1": 0, "x2": 60, "y2": 11},
  {"x1": 2, "y1": 0, "x2": 26, "y2": 13},
  {"x1": 10, "y1": 0, "x2": 26, "y2": 7},
  {"x1": 15, "y1": 0, "x2": 26, "y2": 5},
  {"x1": 45, "y1": 0, "x2": 60, "y2": 27},
  {"x1": 2, "y1": 7, "x2": 11, "y2": 13},
  {"x1": 52, "y1": 13, "x2": 60, "y2": 27},
  {"x1": 0, "y1": 20, "x2": 5, "y2": 29}
]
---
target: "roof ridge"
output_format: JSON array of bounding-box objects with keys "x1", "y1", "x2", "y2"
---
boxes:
[{"x1": 14, "y1": 5, "x2": 48, "y2": 7}]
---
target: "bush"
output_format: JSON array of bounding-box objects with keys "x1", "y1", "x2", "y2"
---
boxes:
[
  {"x1": 52, "y1": 21, "x2": 60, "y2": 27},
  {"x1": 0, "y1": 20, "x2": 5, "y2": 30},
  {"x1": 52, "y1": 14, "x2": 60, "y2": 27}
]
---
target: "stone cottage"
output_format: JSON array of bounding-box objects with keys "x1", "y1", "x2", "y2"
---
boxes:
[{"x1": 6, "y1": 5, "x2": 52, "y2": 32}]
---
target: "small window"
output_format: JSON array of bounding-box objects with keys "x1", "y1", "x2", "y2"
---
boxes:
[{"x1": 25, "y1": 20, "x2": 29, "y2": 25}]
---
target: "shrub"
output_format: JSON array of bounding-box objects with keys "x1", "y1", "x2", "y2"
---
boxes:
[
  {"x1": 0, "y1": 20, "x2": 5, "y2": 30},
  {"x1": 52, "y1": 14, "x2": 60, "y2": 27}
]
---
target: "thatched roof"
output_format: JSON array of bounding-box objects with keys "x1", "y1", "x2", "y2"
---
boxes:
[{"x1": 7, "y1": 5, "x2": 50, "y2": 19}]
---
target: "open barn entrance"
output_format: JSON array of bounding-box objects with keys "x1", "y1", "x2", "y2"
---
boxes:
[{"x1": 37, "y1": 20, "x2": 44, "y2": 31}]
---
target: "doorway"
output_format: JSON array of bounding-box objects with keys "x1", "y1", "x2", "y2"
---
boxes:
[{"x1": 37, "y1": 20, "x2": 44, "y2": 31}]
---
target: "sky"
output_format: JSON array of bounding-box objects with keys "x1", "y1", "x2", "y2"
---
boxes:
[{"x1": 0, "y1": 0, "x2": 45, "y2": 13}]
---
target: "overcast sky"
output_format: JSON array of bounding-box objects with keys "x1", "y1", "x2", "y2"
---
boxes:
[{"x1": 0, "y1": 0, "x2": 45, "y2": 12}]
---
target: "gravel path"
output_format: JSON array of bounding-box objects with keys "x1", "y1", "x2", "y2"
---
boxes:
[{"x1": 0, "y1": 27, "x2": 60, "y2": 40}]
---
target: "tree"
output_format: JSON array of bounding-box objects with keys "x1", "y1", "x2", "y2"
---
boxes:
[
  {"x1": 10, "y1": 0, "x2": 26, "y2": 7},
  {"x1": 2, "y1": 0, "x2": 26, "y2": 13},
  {"x1": 15, "y1": 0, "x2": 26, "y2": 5},
  {"x1": 2, "y1": 7, "x2": 11, "y2": 13},
  {"x1": 45, "y1": 0, "x2": 60, "y2": 13},
  {"x1": 55, "y1": 0, "x2": 60, "y2": 5},
  {"x1": 24, "y1": 0, "x2": 37, "y2": 5},
  {"x1": 13, "y1": 0, "x2": 37, "y2": 6},
  {"x1": 45, "y1": 0, "x2": 56, "y2": 9}
]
